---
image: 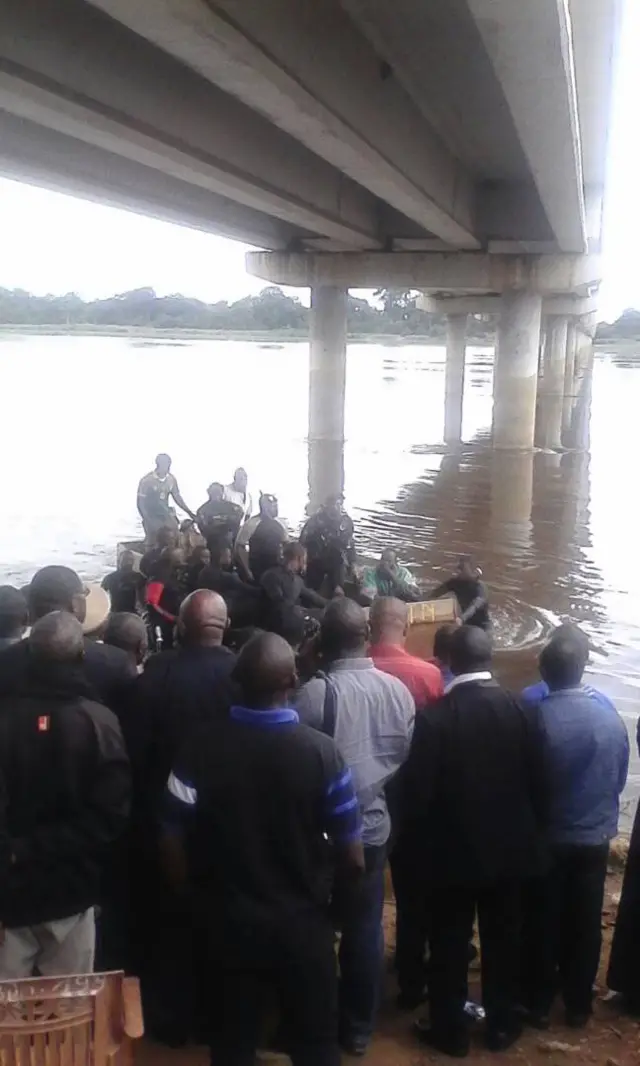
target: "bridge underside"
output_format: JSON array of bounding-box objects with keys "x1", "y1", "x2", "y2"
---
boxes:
[{"x1": 0, "y1": 0, "x2": 620, "y2": 264}]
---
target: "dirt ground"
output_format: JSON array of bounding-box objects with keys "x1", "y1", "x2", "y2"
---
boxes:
[{"x1": 135, "y1": 865, "x2": 640, "y2": 1066}]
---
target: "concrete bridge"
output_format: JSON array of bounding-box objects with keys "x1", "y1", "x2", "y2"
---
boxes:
[{"x1": 0, "y1": 0, "x2": 621, "y2": 496}]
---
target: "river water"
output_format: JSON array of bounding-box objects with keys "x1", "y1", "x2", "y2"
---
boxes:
[{"x1": 0, "y1": 333, "x2": 638, "y2": 816}]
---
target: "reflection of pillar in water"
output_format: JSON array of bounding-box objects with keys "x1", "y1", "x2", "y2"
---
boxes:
[
  {"x1": 490, "y1": 448, "x2": 534, "y2": 555},
  {"x1": 562, "y1": 321, "x2": 578, "y2": 441},
  {"x1": 307, "y1": 285, "x2": 347, "y2": 509},
  {"x1": 536, "y1": 315, "x2": 568, "y2": 451},
  {"x1": 444, "y1": 314, "x2": 467, "y2": 444},
  {"x1": 564, "y1": 357, "x2": 593, "y2": 453}
]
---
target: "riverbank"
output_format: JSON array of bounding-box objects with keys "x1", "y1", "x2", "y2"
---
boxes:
[{"x1": 0, "y1": 323, "x2": 494, "y2": 345}]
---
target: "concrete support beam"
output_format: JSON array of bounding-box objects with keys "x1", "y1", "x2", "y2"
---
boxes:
[
  {"x1": 308, "y1": 286, "x2": 348, "y2": 509},
  {"x1": 466, "y1": 0, "x2": 586, "y2": 253},
  {"x1": 536, "y1": 316, "x2": 568, "y2": 451},
  {"x1": 0, "y1": 0, "x2": 382, "y2": 248},
  {"x1": 88, "y1": 0, "x2": 479, "y2": 248},
  {"x1": 444, "y1": 315, "x2": 467, "y2": 445},
  {"x1": 562, "y1": 322, "x2": 578, "y2": 440},
  {"x1": 418, "y1": 294, "x2": 599, "y2": 317},
  {"x1": 493, "y1": 291, "x2": 543, "y2": 450},
  {"x1": 247, "y1": 251, "x2": 602, "y2": 294},
  {"x1": 0, "y1": 112, "x2": 302, "y2": 249}
]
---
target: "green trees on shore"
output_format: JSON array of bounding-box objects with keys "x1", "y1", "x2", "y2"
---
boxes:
[
  {"x1": 0, "y1": 286, "x2": 493, "y2": 337},
  {"x1": 0, "y1": 284, "x2": 633, "y2": 340}
]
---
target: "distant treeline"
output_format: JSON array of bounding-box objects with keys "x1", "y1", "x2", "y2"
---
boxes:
[
  {"x1": 596, "y1": 308, "x2": 640, "y2": 342},
  {"x1": 1, "y1": 284, "x2": 633, "y2": 341},
  {"x1": 0, "y1": 286, "x2": 496, "y2": 338}
]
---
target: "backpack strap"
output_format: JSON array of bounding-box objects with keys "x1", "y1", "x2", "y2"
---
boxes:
[{"x1": 315, "y1": 670, "x2": 338, "y2": 738}]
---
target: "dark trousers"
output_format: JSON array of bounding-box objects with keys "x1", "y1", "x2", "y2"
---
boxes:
[
  {"x1": 521, "y1": 842, "x2": 609, "y2": 1016},
  {"x1": 207, "y1": 912, "x2": 340, "y2": 1066},
  {"x1": 608, "y1": 802, "x2": 640, "y2": 1003},
  {"x1": 429, "y1": 879, "x2": 522, "y2": 1038},
  {"x1": 389, "y1": 841, "x2": 431, "y2": 997},
  {"x1": 337, "y1": 844, "x2": 386, "y2": 1043}
]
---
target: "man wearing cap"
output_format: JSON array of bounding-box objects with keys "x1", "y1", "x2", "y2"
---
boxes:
[
  {"x1": 137, "y1": 454, "x2": 196, "y2": 541},
  {"x1": 300, "y1": 496, "x2": 356, "y2": 597},
  {"x1": 0, "y1": 566, "x2": 136, "y2": 707}
]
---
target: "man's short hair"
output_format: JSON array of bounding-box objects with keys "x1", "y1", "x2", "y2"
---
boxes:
[
  {"x1": 0, "y1": 586, "x2": 28, "y2": 638},
  {"x1": 28, "y1": 566, "x2": 84, "y2": 621},
  {"x1": 449, "y1": 625, "x2": 492, "y2": 676},
  {"x1": 283, "y1": 541, "x2": 306, "y2": 564},
  {"x1": 540, "y1": 632, "x2": 588, "y2": 690},
  {"x1": 29, "y1": 611, "x2": 84, "y2": 664},
  {"x1": 104, "y1": 612, "x2": 147, "y2": 655}
]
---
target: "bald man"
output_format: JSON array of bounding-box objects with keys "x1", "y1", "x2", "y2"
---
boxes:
[
  {"x1": 130, "y1": 589, "x2": 237, "y2": 1042},
  {"x1": 0, "y1": 612, "x2": 130, "y2": 979},
  {"x1": 369, "y1": 597, "x2": 443, "y2": 708},
  {"x1": 164, "y1": 631, "x2": 364, "y2": 1066}
]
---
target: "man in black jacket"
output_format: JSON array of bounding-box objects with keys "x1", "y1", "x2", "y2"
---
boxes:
[
  {"x1": 0, "y1": 611, "x2": 130, "y2": 977},
  {"x1": 403, "y1": 626, "x2": 547, "y2": 1057},
  {"x1": 0, "y1": 566, "x2": 137, "y2": 707},
  {"x1": 260, "y1": 542, "x2": 327, "y2": 643}
]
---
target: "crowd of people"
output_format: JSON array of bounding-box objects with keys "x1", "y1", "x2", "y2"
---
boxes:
[{"x1": 0, "y1": 453, "x2": 634, "y2": 1065}]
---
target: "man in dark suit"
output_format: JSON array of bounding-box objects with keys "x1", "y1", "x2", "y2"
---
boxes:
[
  {"x1": 124, "y1": 589, "x2": 237, "y2": 1045},
  {"x1": 0, "y1": 566, "x2": 136, "y2": 708},
  {"x1": 403, "y1": 626, "x2": 547, "y2": 1058}
]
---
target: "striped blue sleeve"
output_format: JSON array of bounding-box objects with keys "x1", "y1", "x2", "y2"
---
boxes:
[
  {"x1": 324, "y1": 767, "x2": 361, "y2": 844},
  {"x1": 162, "y1": 770, "x2": 198, "y2": 831}
]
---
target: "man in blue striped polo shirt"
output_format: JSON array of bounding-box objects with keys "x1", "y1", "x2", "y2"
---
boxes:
[{"x1": 162, "y1": 631, "x2": 364, "y2": 1066}]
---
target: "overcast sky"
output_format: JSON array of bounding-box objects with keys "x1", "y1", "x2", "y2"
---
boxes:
[{"x1": 0, "y1": 0, "x2": 636, "y2": 321}]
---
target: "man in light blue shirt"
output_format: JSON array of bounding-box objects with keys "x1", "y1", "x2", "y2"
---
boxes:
[
  {"x1": 521, "y1": 627, "x2": 629, "y2": 1030},
  {"x1": 296, "y1": 599, "x2": 414, "y2": 1056}
]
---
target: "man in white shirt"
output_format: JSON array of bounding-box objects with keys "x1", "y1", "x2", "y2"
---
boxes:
[{"x1": 224, "y1": 467, "x2": 253, "y2": 523}]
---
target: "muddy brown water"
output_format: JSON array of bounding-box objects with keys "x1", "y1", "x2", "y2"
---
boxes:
[{"x1": 0, "y1": 334, "x2": 637, "y2": 821}]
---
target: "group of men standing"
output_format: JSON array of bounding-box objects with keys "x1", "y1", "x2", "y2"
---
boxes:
[{"x1": 0, "y1": 453, "x2": 633, "y2": 1065}]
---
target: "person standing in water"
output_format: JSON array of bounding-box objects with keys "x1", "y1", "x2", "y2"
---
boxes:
[
  {"x1": 137, "y1": 454, "x2": 196, "y2": 541},
  {"x1": 430, "y1": 555, "x2": 491, "y2": 630},
  {"x1": 101, "y1": 551, "x2": 146, "y2": 614},
  {"x1": 224, "y1": 467, "x2": 253, "y2": 525},
  {"x1": 300, "y1": 495, "x2": 356, "y2": 597},
  {"x1": 196, "y1": 482, "x2": 244, "y2": 552}
]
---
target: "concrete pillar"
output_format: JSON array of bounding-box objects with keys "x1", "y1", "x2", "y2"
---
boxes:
[
  {"x1": 444, "y1": 313, "x2": 467, "y2": 444},
  {"x1": 308, "y1": 285, "x2": 348, "y2": 509},
  {"x1": 562, "y1": 321, "x2": 578, "y2": 440},
  {"x1": 536, "y1": 315, "x2": 568, "y2": 451},
  {"x1": 493, "y1": 290, "x2": 543, "y2": 449}
]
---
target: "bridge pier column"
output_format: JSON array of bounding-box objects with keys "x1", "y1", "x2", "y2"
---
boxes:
[
  {"x1": 444, "y1": 313, "x2": 467, "y2": 443},
  {"x1": 493, "y1": 290, "x2": 543, "y2": 449},
  {"x1": 308, "y1": 284, "x2": 348, "y2": 509},
  {"x1": 562, "y1": 321, "x2": 578, "y2": 441},
  {"x1": 536, "y1": 314, "x2": 568, "y2": 450}
]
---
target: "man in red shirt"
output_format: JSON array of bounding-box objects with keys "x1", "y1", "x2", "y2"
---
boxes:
[
  {"x1": 369, "y1": 596, "x2": 443, "y2": 1010},
  {"x1": 369, "y1": 597, "x2": 443, "y2": 709}
]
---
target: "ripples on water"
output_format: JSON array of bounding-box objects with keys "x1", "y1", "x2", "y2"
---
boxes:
[{"x1": 0, "y1": 334, "x2": 639, "y2": 804}]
